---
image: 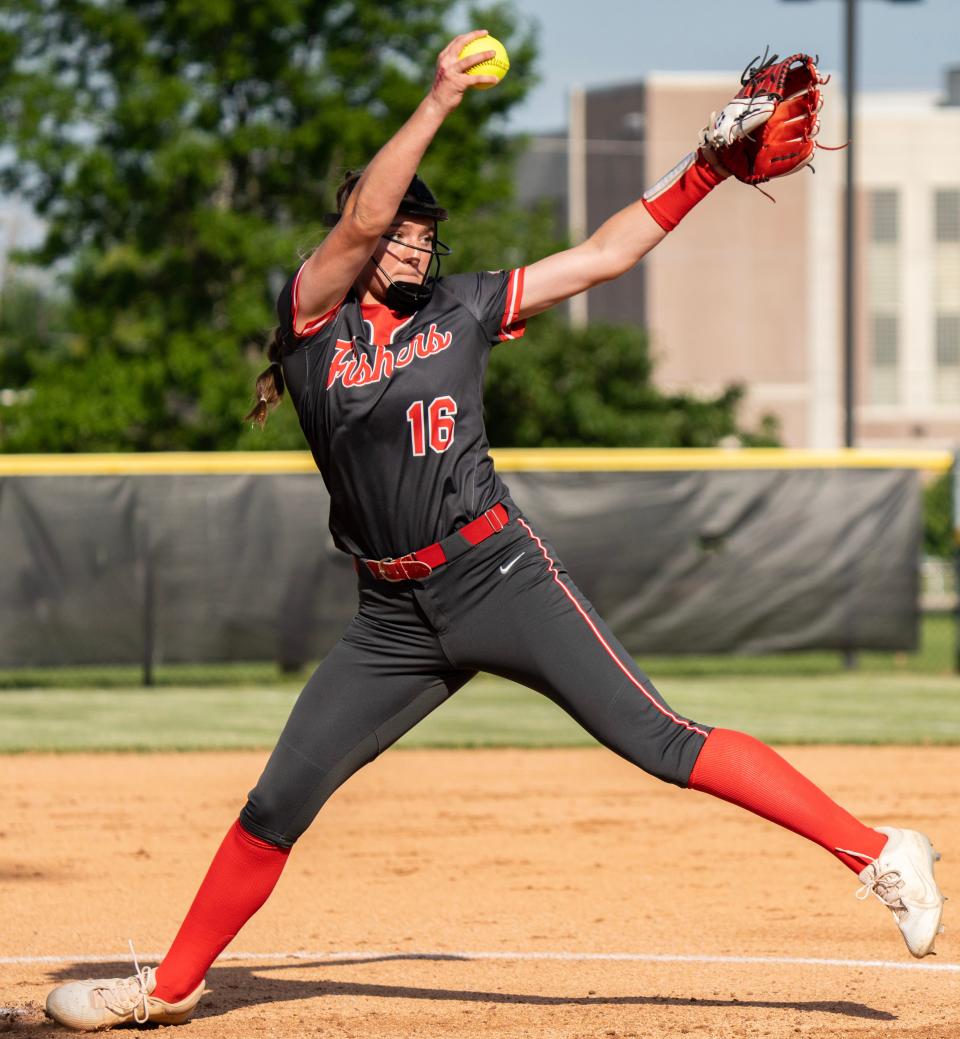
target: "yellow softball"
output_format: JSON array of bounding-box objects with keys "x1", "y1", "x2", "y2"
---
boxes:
[{"x1": 458, "y1": 34, "x2": 510, "y2": 89}]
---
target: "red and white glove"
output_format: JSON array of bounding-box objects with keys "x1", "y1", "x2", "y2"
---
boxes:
[{"x1": 642, "y1": 50, "x2": 829, "y2": 232}]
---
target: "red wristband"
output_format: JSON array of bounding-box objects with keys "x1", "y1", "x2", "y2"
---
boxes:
[{"x1": 641, "y1": 149, "x2": 724, "y2": 232}]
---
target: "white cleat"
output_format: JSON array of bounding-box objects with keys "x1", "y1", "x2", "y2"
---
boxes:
[
  {"x1": 854, "y1": 827, "x2": 945, "y2": 958},
  {"x1": 45, "y1": 950, "x2": 204, "y2": 1031}
]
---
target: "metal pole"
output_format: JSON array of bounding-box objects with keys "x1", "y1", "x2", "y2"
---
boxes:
[
  {"x1": 843, "y1": 0, "x2": 857, "y2": 448},
  {"x1": 841, "y1": 0, "x2": 859, "y2": 670},
  {"x1": 567, "y1": 85, "x2": 588, "y2": 329},
  {"x1": 953, "y1": 451, "x2": 960, "y2": 674},
  {"x1": 139, "y1": 502, "x2": 155, "y2": 687}
]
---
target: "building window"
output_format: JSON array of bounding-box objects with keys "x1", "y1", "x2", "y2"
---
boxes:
[
  {"x1": 934, "y1": 189, "x2": 960, "y2": 404},
  {"x1": 937, "y1": 316, "x2": 960, "y2": 364},
  {"x1": 935, "y1": 190, "x2": 960, "y2": 243},
  {"x1": 935, "y1": 315, "x2": 960, "y2": 405},
  {"x1": 871, "y1": 190, "x2": 899, "y2": 243},
  {"x1": 871, "y1": 315, "x2": 899, "y2": 405},
  {"x1": 868, "y1": 190, "x2": 900, "y2": 405}
]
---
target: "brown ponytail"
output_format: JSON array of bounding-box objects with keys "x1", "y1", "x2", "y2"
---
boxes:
[{"x1": 244, "y1": 328, "x2": 285, "y2": 428}]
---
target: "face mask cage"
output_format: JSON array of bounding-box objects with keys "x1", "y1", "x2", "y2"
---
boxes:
[
  {"x1": 378, "y1": 233, "x2": 452, "y2": 261},
  {"x1": 372, "y1": 226, "x2": 452, "y2": 312}
]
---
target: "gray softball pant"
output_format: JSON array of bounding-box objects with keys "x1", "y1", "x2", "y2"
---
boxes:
[{"x1": 240, "y1": 513, "x2": 711, "y2": 848}]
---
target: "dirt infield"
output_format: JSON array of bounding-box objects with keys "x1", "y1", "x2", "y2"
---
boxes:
[{"x1": 1, "y1": 747, "x2": 957, "y2": 1038}]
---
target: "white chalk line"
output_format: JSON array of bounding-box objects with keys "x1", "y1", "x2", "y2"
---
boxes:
[{"x1": 1, "y1": 950, "x2": 957, "y2": 973}]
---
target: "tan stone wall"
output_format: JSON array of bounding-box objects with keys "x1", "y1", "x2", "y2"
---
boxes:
[
  {"x1": 642, "y1": 75, "x2": 812, "y2": 445},
  {"x1": 636, "y1": 78, "x2": 960, "y2": 449},
  {"x1": 855, "y1": 94, "x2": 960, "y2": 449}
]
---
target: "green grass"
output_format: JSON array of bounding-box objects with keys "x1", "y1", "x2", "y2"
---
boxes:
[
  {"x1": 1, "y1": 615, "x2": 956, "y2": 752},
  {"x1": 1, "y1": 670, "x2": 959, "y2": 753},
  {"x1": 2, "y1": 616, "x2": 954, "y2": 691},
  {"x1": 0, "y1": 686, "x2": 300, "y2": 752},
  {"x1": 0, "y1": 660, "x2": 287, "y2": 690},
  {"x1": 404, "y1": 672, "x2": 960, "y2": 747}
]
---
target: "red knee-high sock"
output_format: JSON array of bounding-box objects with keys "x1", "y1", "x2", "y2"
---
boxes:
[
  {"x1": 689, "y1": 728, "x2": 886, "y2": 874},
  {"x1": 152, "y1": 820, "x2": 290, "y2": 1003}
]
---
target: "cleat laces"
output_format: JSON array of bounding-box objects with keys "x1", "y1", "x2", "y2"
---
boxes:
[
  {"x1": 854, "y1": 865, "x2": 908, "y2": 920},
  {"x1": 91, "y1": 940, "x2": 151, "y2": 1025},
  {"x1": 837, "y1": 844, "x2": 910, "y2": 919}
]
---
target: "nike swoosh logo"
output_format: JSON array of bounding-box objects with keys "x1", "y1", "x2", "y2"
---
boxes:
[{"x1": 499, "y1": 552, "x2": 525, "y2": 575}]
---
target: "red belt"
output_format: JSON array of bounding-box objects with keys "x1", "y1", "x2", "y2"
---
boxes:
[{"x1": 361, "y1": 503, "x2": 509, "y2": 582}]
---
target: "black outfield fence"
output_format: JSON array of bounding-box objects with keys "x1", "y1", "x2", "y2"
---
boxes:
[{"x1": 0, "y1": 449, "x2": 954, "y2": 682}]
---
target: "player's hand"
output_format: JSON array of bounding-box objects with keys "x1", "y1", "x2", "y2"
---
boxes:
[
  {"x1": 698, "y1": 142, "x2": 733, "y2": 180},
  {"x1": 428, "y1": 30, "x2": 499, "y2": 113}
]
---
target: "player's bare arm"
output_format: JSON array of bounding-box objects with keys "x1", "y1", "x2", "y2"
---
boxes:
[
  {"x1": 518, "y1": 52, "x2": 825, "y2": 323},
  {"x1": 518, "y1": 137, "x2": 742, "y2": 322},
  {"x1": 519, "y1": 201, "x2": 669, "y2": 320},
  {"x1": 519, "y1": 127, "x2": 752, "y2": 321},
  {"x1": 292, "y1": 30, "x2": 499, "y2": 334}
]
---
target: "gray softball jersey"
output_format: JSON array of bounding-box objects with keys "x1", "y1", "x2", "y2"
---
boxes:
[{"x1": 277, "y1": 265, "x2": 526, "y2": 560}]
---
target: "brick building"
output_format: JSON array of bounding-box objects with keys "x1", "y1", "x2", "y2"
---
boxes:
[{"x1": 515, "y1": 68, "x2": 960, "y2": 449}]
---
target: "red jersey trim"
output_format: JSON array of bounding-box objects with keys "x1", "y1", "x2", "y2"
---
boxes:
[
  {"x1": 498, "y1": 267, "x2": 527, "y2": 342},
  {"x1": 359, "y1": 301, "x2": 416, "y2": 345},
  {"x1": 291, "y1": 262, "x2": 342, "y2": 338}
]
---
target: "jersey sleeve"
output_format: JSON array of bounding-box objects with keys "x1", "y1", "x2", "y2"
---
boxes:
[
  {"x1": 440, "y1": 268, "x2": 527, "y2": 345},
  {"x1": 277, "y1": 261, "x2": 344, "y2": 342}
]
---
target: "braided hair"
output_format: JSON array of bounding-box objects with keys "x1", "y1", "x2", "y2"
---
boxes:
[{"x1": 244, "y1": 329, "x2": 285, "y2": 428}]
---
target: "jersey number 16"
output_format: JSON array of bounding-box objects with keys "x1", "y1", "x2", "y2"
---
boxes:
[{"x1": 406, "y1": 396, "x2": 458, "y2": 456}]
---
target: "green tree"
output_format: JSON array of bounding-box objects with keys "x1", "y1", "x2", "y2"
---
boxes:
[
  {"x1": 484, "y1": 311, "x2": 780, "y2": 447},
  {"x1": 923, "y1": 470, "x2": 954, "y2": 559},
  {"x1": 0, "y1": 0, "x2": 538, "y2": 451},
  {"x1": 0, "y1": 275, "x2": 69, "y2": 392},
  {"x1": 0, "y1": 0, "x2": 778, "y2": 454}
]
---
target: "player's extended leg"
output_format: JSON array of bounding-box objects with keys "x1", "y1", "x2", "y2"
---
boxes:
[
  {"x1": 45, "y1": 580, "x2": 475, "y2": 1030},
  {"x1": 433, "y1": 516, "x2": 945, "y2": 958}
]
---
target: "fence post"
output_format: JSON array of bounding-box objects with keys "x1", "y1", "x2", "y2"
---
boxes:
[
  {"x1": 143, "y1": 535, "x2": 155, "y2": 687},
  {"x1": 954, "y1": 450, "x2": 960, "y2": 674},
  {"x1": 137, "y1": 494, "x2": 155, "y2": 687}
]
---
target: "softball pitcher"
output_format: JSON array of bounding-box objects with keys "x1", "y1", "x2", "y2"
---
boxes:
[{"x1": 46, "y1": 31, "x2": 945, "y2": 1031}]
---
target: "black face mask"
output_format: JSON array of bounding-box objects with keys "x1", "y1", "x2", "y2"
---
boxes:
[
  {"x1": 374, "y1": 231, "x2": 452, "y2": 315},
  {"x1": 382, "y1": 274, "x2": 437, "y2": 314}
]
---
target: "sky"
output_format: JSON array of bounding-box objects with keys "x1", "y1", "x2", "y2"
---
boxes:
[
  {"x1": 498, "y1": 0, "x2": 960, "y2": 131},
  {"x1": 2, "y1": 0, "x2": 958, "y2": 263}
]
